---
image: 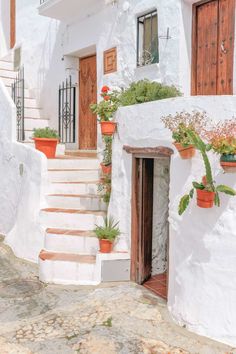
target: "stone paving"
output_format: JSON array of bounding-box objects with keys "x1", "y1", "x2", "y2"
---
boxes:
[{"x1": 0, "y1": 237, "x2": 235, "y2": 354}]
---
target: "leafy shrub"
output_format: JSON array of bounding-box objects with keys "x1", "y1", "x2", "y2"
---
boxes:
[
  {"x1": 33, "y1": 127, "x2": 59, "y2": 139},
  {"x1": 94, "y1": 216, "x2": 121, "y2": 241},
  {"x1": 119, "y1": 80, "x2": 181, "y2": 107}
]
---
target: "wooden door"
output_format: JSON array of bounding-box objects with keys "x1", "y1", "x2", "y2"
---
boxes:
[
  {"x1": 131, "y1": 158, "x2": 154, "y2": 284},
  {"x1": 10, "y1": 0, "x2": 16, "y2": 49},
  {"x1": 192, "y1": 0, "x2": 235, "y2": 95},
  {"x1": 79, "y1": 55, "x2": 97, "y2": 150}
]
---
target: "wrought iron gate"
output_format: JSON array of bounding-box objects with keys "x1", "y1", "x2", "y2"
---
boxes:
[
  {"x1": 12, "y1": 67, "x2": 25, "y2": 142},
  {"x1": 59, "y1": 76, "x2": 76, "y2": 143}
]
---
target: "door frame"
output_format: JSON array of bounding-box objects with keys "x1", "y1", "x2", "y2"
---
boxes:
[
  {"x1": 79, "y1": 54, "x2": 97, "y2": 150},
  {"x1": 123, "y1": 146, "x2": 173, "y2": 285},
  {"x1": 191, "y1": 0, "x2": 236, "y2": 95}
]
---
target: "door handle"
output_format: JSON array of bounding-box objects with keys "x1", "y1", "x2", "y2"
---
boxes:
[{"x1": 221, "y1": 40, "x2": 228, "y2": 54}]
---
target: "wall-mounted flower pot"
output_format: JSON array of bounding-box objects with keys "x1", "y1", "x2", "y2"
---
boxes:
[
  {"x1": 100, "y1": 121, "x2": 117, "y2": 136},
  {"x1": 99, "y1": 239, "x2": 113, "y2": 253},
  {"x1": 220, "y1": 154, "x2": 236, "y2": 173},
  {"x1": 33, "y1": 138, "x2": 58, "y2": 159},
  {"x1": 100, "y1": 163, "x2": 112, "y2": 175},
  {"x1": 173, "y1": 142, "x2": 196, "y2": 160},
  {"x1": 196, "y1": 189, "x2": 215, "y2": 208}
]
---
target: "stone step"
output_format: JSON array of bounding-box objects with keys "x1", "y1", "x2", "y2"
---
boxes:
[
  {"x1": 39, "y1": 250, "x2": 99, "y2": 285},
  {"x1": 24, "y1": 117, "x2": 49, "y2": 130},
  {"x1": 45, "y1": 228, "x2": 99, "y2": 254},
  {"x1": 47, "y1": 157, "x2": 100, "y2": 170},
  {"x1": 47, "y1": 169, "x2": 100, "y2": 182},
  {"x1": 0, "y1": 69, "x2": 17, "y2": 79},
  {"x1": 25, "y1": 107, "x2": 43, "y2": 119},
  {"x1": 40, "y1": 208, "x2": 105, "y2": 230},
  {"x1": 65, "y1": 150, "x2": 98, "y2": 158},
  {"x1": 1, "y1": 76, "x2": 17, "y2": 86},
  {"x1": 46, "y1": 194, "x2": 106, "y2": 210},
  {"x1": 6, "y1": 85, "x2": 32, "y2": 99},
  {"x1": 25, "y1": 97, "x2": 40, "y2": 109},
  {"x1": 49, "y1": 181, "x2": 99, "y2": 195},
  {"x1": 0, "y1": 60, "x2": 14, "y2": 71}
]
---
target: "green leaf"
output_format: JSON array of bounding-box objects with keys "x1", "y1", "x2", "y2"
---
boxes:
[
  {"x1": 189, "y1": 188, "x2": 194, "y2": 199},
  {"x1": 205, "y1": 144, "x2": 212, "y2": 152},
  {"x1": 216, "y1": 185, "x2": 236, "y2": 196},
  {"x1": 214, "y1": 192, "x2": 220, "y2": 207},
  {"x1": 178, "y1": 195, "x2": 190, "y2": 215},
  {"x1": 192, "y1": 182, "x2": 205, "y2": 190}
]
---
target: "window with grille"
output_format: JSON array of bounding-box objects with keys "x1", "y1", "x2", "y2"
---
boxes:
[{"x1": 137, "y1": 10, "x2": 159, "y2": 67}]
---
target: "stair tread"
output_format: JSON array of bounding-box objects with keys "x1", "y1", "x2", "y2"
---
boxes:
[
  {"x1": 48, "y1": 168, "x2": 99, "y2": 171},
  {"x1": 48, "y1": 193, "x2": 101, "y2": 199},
  {"x1": 39, "y1": 250, "x2": 96, "y2": 263},
  {"x1": 51, "y1": 181, "x2": 99, "y2": 184},
  {"x1": 41, "y1": 208, "x2": 105, "y2": 215},
  {"x1": 46, "y1": 228, "x2": 96, "y2": 237},
  {"x1": 54, "y1": 155, "x2": 98, "y2": 160}
]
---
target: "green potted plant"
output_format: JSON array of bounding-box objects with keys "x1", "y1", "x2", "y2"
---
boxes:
[
  {"x1": 101, "y1": 136, "x2": 112, "y2": 175},
  {"x1": 90, "y1": 86, "x2": 119, "y2": 136},
  {"x1": 178, "y1": 130, "x2": 236, "y2": 214},
  {"x1": 204, "y1": 119, "x2": 236, "y2": 173},
  {"x1": 94, "y1": 216, "x2": 121, "y2": 253},
  {"x1": 98, "y1": 175, "x2": 111, "y2": 204},
  {"x1": 161, "y1": 111, "x2": 209, "y2": 160},
  {"x1": 33, "y1": 127, "x2": 59, "y2": 159}
]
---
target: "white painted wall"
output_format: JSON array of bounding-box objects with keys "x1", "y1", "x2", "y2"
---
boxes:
[
  {"x1": 0, "y1": 0, "x2": 10, "y2": 58},
  {"x1": 109, "y1": 95, "x2": 236, "y2": 346},
  {"x1": 0, "y1": 79, "x2": 47, "y2": 263}
]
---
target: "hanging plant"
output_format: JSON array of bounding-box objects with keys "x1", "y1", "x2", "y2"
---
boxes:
[
  {"x1": 178, "y1": 130, "x2": 236, "y2": 215},
  {"x1": 161, "y1": 111, "x2": 210, "y2": 160}
]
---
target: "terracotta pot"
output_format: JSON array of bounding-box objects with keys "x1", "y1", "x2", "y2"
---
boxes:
[
  {"x1": 100, "y1": 163, "x2": 112, "y2": 175},
  {"x1": 100, "y1": 121, "x2": 117, "y2": 136},
  {"x1": 173, "y1": 142, "x2": 196, "y2": 159},
  {"x1": 196, "y1": 189, "x2": 215, "y2": 209},
  {"x1": 33, "y1": 138, "x2": 58, "y2": 159},
  {"x1": 99, "y1": 239, "x2": 113, "y2": 253},
  {"x1": 220, "y1": 154, "x2": 236, "y2": 173}
]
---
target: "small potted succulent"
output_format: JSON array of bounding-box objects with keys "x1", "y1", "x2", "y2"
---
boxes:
[
  {"x1": 101, "y1": 136, "x2": 112, "y2": 175},
  {"x1": 33, "y1": 127, "x2": 59, "y2": 159},
  {"x1": 178, "y1": 130, "x2": 236, "y2": 214},
  {"x1": 204, "y1": 119, "x2": 236, "y2": 173},
  {"x1": 161, "y1": 111, "x2": 209, "y2": 160},
  {"x1": 94, "y1": 216, "x2": 121, "y2": 253},
  {"x1": 90, "y1": 86, "x2": 119, "y2": 136}
]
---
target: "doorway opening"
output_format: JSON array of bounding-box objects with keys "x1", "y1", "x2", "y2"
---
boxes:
[
  {"x1": 191, "y1": 0, "x2": 235, "y2": 95},
  {"x1": 127, "y1": 146, "x2": 173, "y2": 300}
]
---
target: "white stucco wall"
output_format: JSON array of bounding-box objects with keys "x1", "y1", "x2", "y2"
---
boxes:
[
  {"x1": 0, "y1": 79, "x2": 47, "y2": 263},
  {"x1": 109, "y1": 95, "x2": 236, "y2": 346}
]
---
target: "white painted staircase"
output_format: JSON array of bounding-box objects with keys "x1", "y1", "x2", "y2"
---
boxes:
[{"x1": 39, "y1": 154, "x2": 108, "y2": 285}]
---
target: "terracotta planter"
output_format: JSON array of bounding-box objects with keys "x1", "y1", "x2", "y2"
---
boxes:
[
  {"x1": 196, "y1": 189, "x2": 215, "y2": 209},
  {"x1": 99, "y1": 239, "x2": 113, "y2": 253},
  {"x1": 100, "y1": 163, "x2": 112, "y2": 175},
  {"x1": 220, "y1": 154, "x2": 236, "y2": 173},
  {"x1": 173, "y1": 142, "x2": 196, "y2": 160},
  {"x1": 33, "y1": 138, "x2": 58, "y2": 159},
  {"x1": 100, "y1": 121, "x2": 117, "y2": 136}
]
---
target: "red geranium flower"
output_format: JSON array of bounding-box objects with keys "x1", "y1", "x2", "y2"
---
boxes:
[
  {"x1": 103, "y1": 95, "x2": 110, "y2": 101},
  {"x1": 101, "y1": 85, "x2": 110, "y2": 93}
]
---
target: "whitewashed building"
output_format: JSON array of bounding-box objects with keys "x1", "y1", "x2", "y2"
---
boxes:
[{"x1": 0, "y1": 0, "x2": 236, "y2": 347}]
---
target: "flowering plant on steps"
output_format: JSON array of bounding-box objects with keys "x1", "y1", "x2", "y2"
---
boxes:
[
  {"x1": 94, "y1": 216, "x2": 121, "y2": 253},
  {"x1": 178, "y1": 130, "x2": 236, "y2": 215}
]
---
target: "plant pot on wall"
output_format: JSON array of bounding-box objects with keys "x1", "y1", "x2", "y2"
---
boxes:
[
  {"x1": 99, "y1": 239, "x2": 113, "y2": 253},
  {"x1": 220, "y1": 154, "x2": 236, "y2": 173},
  {"x1": 33, "y1": 138, "x2": 58, "y2": 159},
  {"x1": 196, "y1": 189, "x2": 215, "y2": 209},
  {"x1": 173, "y1": 142, "x2": 196, "y2": 160},
  {"x1": 100, "y1": 163, "x2": 112, "y2": 175},
  {"x1": 100, "y1": 121, "x2": 117, "y2": 136}
]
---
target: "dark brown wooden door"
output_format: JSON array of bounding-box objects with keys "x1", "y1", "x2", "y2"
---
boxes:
[
  {"x1": 10, "y1": 0, "x2": 16, "y2": 49},
  {"x1": 131, "y1": 158, "x2": 154, "y2": 285},
  {"x1": 79, "y1": 55, "x2": 97, "y2": 150},
  {"x1": 192, "y1": 0, "x2": 235, "y2": 95}
]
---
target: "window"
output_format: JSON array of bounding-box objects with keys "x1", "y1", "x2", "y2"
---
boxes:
[{"x1": 137, "y1": 10, "x2": 159, "y2": 67}]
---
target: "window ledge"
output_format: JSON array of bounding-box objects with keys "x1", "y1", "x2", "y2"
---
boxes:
[{"x1": 134, "y1": 63, "x2": 160, "y2": 81}]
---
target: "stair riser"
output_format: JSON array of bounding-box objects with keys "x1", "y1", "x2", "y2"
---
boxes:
[
  {"x1": 45, "y1": 233, "x2": 99, "y2": 254},
  {"x1": 40, "y1": 211, "x2": 104, "y2": 230},
  {"x1": 48, "y1": 170, "x2": 100, "y2": 182},
  {"x1": 0, "y1": 61, "x2": 14, "y2": 71},
  {"x1": 25, "y1": 98, "x2": 39, "y2": 109},
  {"x1": 46, "y1": 195, "x2": 107, "y2": 211},
  {"x1": 7, "y1": 86, "x2": 32, "y2": 98},
  {"x1": 39, "y1": 259, "x2": 99, "y2": 285},
  {"x1": 25, "y1": 108, "x2": 42, "y2": 119},
  {"x1": 47, "y1": 159, "x2": 100, "y2": 170},
  {"x1": 24, "y1": 118, "x2": 49, "y2": 130},
  {"x1": 49, "y1": 183, "x2": 98, "y2": 195},
  {"x1": 0, "y1": 70, "x2": 17, "y2": 79},
  {"x1": 1, "y1": 76, "x2": 15, "y2": 86}
]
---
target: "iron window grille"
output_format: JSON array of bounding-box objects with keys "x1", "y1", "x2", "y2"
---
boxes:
[
  {"x1": 12, "y1": 67, "x2": 25, "y2": 142},
  {"x1": 40, "y1": 0, "x2": 46, "y2": 4},
  {"x1": 137, "y1": 10, "x2": 159, "y2": 67},
  {"x1": 59, "y1": 76, "x2": 76, "y2": 144}
]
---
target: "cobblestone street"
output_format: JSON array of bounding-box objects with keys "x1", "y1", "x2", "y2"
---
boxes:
[{"x1": 0, "y1": 237, "x2": 234, "y2": 354}]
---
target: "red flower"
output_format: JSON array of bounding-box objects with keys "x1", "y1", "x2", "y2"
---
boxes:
[
  {"x1": 103, "y1": 95, "x2": 110, "y2": 101},
  {"x1": 101, "y1": 86, "x2": 110, "y2": 93}
]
